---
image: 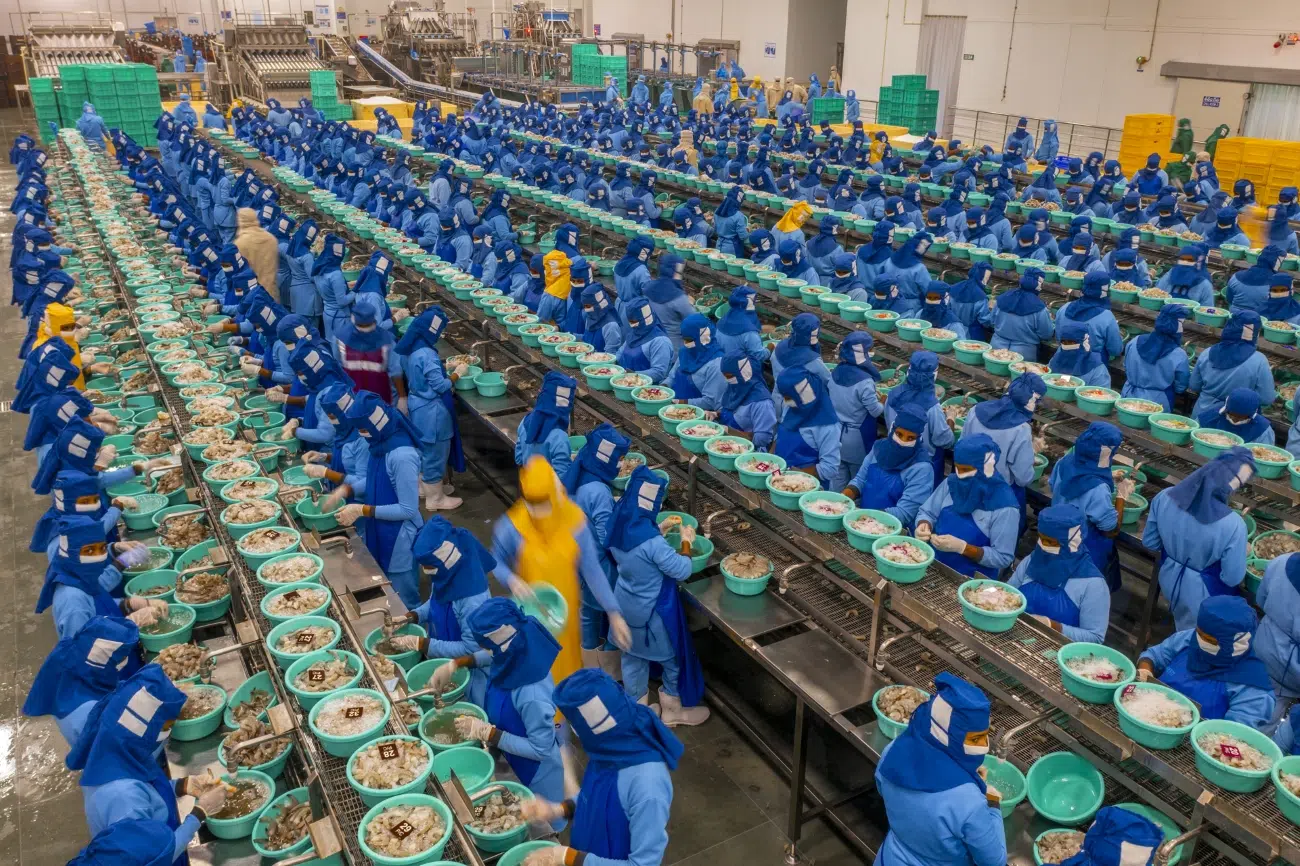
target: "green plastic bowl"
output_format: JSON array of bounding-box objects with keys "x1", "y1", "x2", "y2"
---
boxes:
[
  {"x1": 656, "y1": 512, "x2": 698, "y2": 533},
  {"x1": 677, "y1": 420, "x2": 725, "y2": 454},
  {"x1": 419, "y1": 702, "x2": 490, "y2": 752},
  {"x1": 611, "y1": 373, "x2": 652, "y2": 402},
  {"x1": 1076, "y1": 387, "x2": 1121, "y2": 415},
  {"x1": 138, "y1": 602, "x2": 196, "y2": 652},
  {"x1": 1191, "y1": 428, "x2": 1243, "y2": 458},
  {"x1": 250, "y1": 786, "x2": 343, "y2": 863},
  {"x1": 982, "y1": 755, "x2": 1028, "y2": 817},
  {"x1": 953, "y1": 340, "x2": 991, "y2": 365},
  {"x1": 499, "y1": 841, "x2": 560, "y2": 866},
  {"x1": 203, "y1": 459, "x2": 259, "y2": 492},
  {"x1": 222, "y1": 500, "x2": 285, "y2": 541},
  {"x1": 261, "y1": 583, "x2": 333, "y2": 626},
  {"x1": 463, "y1": 780, "x2": 536, "y2": 852},
  {"x1": 171, "y1": 683, "x2": 228, "y2": 741},
  {"x1": 258, "y1": 427, "x2": 301, "y2": 456},
  {"x1": 120, "y1": 492, "x2": 170, "y2": 531},
  {"x1": 703, "y1": 435, "x2": 754, "y2": 471},
  {"x1": 843, "y1": 509, "x2": 903, "y2": 552},
  {"x1": 294, "y1": 496, "x2": 343, "y2": 532},
  {"x1": 664, "y1": 532, "x2": 714, "y2": 573},
  {"x1": 582, "y1": 363, "x2": 624, "y2": 393},
  {"x1": 308, "y1": 688, "x2": 391, "y2": 758},
  {"x1": 958, "y1": 579, "x2": 1026, "y2": 632},
  {"x1": 721, "y1": 553, "x2": 774, "y2": 596},
  {"x1": 1272, "y1": 755, "x2": 1300, "y2": 827},
  {"x1": 519, "y1": 582, "x2": 569, "y2": 634},
  {"x1": 610, "y1": 453, "x2": 644, "y2": 491},
  {"x1": 765, "y1": 471, "x2": 821, "y2": 510},
  {"x1": 895, "y1": 318, "x2": 931, "y2": 343},
  {"x1": 839, "y1": 301, "x2": 871, "y2": 323},
  {"x1": 1254, "y1": 530, "x2": 1300, "y2": 562},
  {"x1": 871, "y1": 684, "x2": 930, "y2": 739},
  {"x1": 1191, "y1": 718, "x2": 1282, "y2": 792},
  {"x1": 920, "y1": 328, "x2": 959, "y2": 353},
  {"x1": 735, "y1": 454, "x2": 787, "y2": 490},
  {"x1": 281, "y1": 465, "x2": 323, "y2": 493},
  {"x1": 819, "y1": 292, "x2": 850, "y2": 313},
  {"x1": 1026, "y1": 751, "x2": 1105, "y2": 825},
  {"x1": 1195, "y1": 306, "x2": 1229, "y2": 327},
  {"x1": 266, "y1": 615, "x2": 342, "y2": 670},
  {"x1": 364, "y1": 623, "x2": 428, "y2": 672},
  {"x1": 657, "y1": 402, "x2": 702, "y2": 434},
  {"x1": 125, "y1": 569, "x2": 178, "y2": 603},
  {"x1": 1148, "y1": 414, "x2": 1199, "y2": 444},
  {"x1": 1114, "y1": 398, "x2": 1163, "y2": 429},
  {"x1": 236, "y1": 525, "x2": 301, "y2": 569},
  {"x1": 866, "y1": 310, "x2": 901, "y2": 332},
  {"x1": 285, "y1": 649, "x2": 364, "y2": 710},
  {"x1": 346, "y1": 735, "x2": 435, "y2": 807},
  {"x1": 1266, "y1": 321, "x2": 1299, "y2": 344},
  {"x1": 1056, "y1": 642, "x2": 1136, "y2": 703},
  {"x1": 433, "y1": 745, "x2": 495, "y2": 793},
  {"x1": 205, "y1": 770, "x2": 276, "y2": 840},
  {"x1": 219, "y1": 476, "x2": 281, "y2": 504},
  {"x1": 406, "y1": 658, "x2": 470, "y2": 709},
  {"x1": 632, "y1": 385, "x2": 675, "y2": 416},
  {"x1": 1112, "y1": 682, "x2": 1199, "y2": 750},
  {"x1": 1290, "y1": 459, "x2": 1300, "y2": 492},
  {"x1": 797, "y1": 491, "x2": 854, "y2": 533},
  {"x1": 223, "y1": 669, "x2": 280, "y2": 729},
  {"x1": 1251, "y1": 445, "x2": 1294, "y2": 479},
  {"x1": 981, "y1": 349, "x2": 1022, "y2": 376},
  {"x1": 871, "y1": 535, "x2": 935, "y2": 583},
  {"x1": 173, "y1": 539, "x2": 219, "y2": 575},
  {"x1": 1121, "y1": 493, "x2": 1149, "y2": 527},
  {"x1": 472, "y1": 371, "x2": 507, "y2": 398},
  {"x1": 357, "y1": 793, "x2": 454, "y2": 865}
]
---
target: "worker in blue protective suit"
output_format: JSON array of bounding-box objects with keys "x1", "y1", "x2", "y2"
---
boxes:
[
  {"x1": 561, "y1": 423, "x2": 632, "y2": 677},
  {"x1": 883, "y1": 351, "x2": 954, "y2": 485},
  {"x1": 1059, "y1": 232, "x2": 1104, "y2": 275},
  {"x1": 806, "y1": 216, "x2": 845, "y2": 279},
  {"x1": 1157, "y1": 242, "x2": 1215, "y2": 307},
  {"x1": 606, "y1": 466, "x2": 708, "y2": 724},
  {"x1": 1131, "y1": 153, "x2": 1169, "y2": 196},
  {"x1": 626, "y1": 170, "x2": 661, "y2": 224},
  {"x1": 1049, "y1": 321, "x2": 1111, "y2": 388},
  {"x1": 919, "y1": 281, "x2": 968, "y2": 339},
  {"x1": 715, "y1": 286, "x2": 767, "y2": 361},
  {"x1": 857, "y1": 220, "x2": 897, "y2": 285},
  {"x1": 23, "y1": 614, "x2": 138, "y2": 750},
  {"x1": 827, "y1": 331, "x2": 885, "y2": 489},
  {"x1": 1112, "y1": 192, "x2": 1145, "y2": 227},
  {"x1": 1048, "y1": 421, "x2": 1126, "y2": 590},
  {"x1": 1190, "y1": 310, "x2": 1275, "y2": 416},
  {"x1": 666, "y1": 314, "x2": 726, "y2": 411},
  {"x1": 915, "y1": 434, "x2": 1021, "y2": 577},
  {"x1": 1143, "y1": 447, "x2": 1255, "y2": 631},
  {"x1": 75, "y1": 103, "x2": 108, "y2": 149},
  {"x1": 172, "y1": 93, "x2": 197, "y2": 128},
  {"x1": 826, "y1": 252, "x2": 869, "y2": 302},
  {"x1": 1198, "y1": 388, "x2": 1276, "y2": 446},
  {"x1": 1226, "y1": 244, "x2": 1285, "y2": 314},
  {"x1": 1055, "y1": 271, "x2": 1122, "y2": 360},
  {"x1": 266, "y1": 97, "x2": 294, "y2": 128},
  {"x1": 1204, "y1": 206, "x2": 1251, "y2": 250},
  {"x1": 16, "y1": 352, "x2": 87, "y2": 466},
  {"x1": 201, "y1": 103, "x2": 225, "y2": 130},
  {"x1": 1032, "y1": 119, "x2": 1059, "y2": 164},
  {"x1": 427, "y1": 159, "x2": 454, "y2": 210},
  {"x1": 874, "y1": 672, "x2": 1005, "y2": 866},
  {"x1": 961, "y1": 208, "x2": 1001, "y2": 252},
  {"x1": 281, "y1": 218, "x2": 320, "y2": 325},
  {"x1": 1019, "y1": 167, "x2": 1062, "y2": 205},
  {"x1": 714, "y1": 352, "x2": 777, "y2": 451},
  {"x1": 579, "y1": 285, "x2": 626, "y2": 354},
  {"x1": 881, "y1": 231, "x2": 934, "y2": 310},
  {"x1": 1264, "y1": 272, "x2": 1300, "y2": 327},
  {"x1": 1012, "y1": 223, "x2": 1051, "y2": 263},
  {"x1": 68, "y1": 817, "x2": 189, "y2": 866},
  {"x1": 479, "y1": 190, "x2": 517, "y2": 244},
  {"x1": 947, "y1": 264, "x2": 996, "y2": 342},
  {"x1": 1139, "y1": 594, "x2": 1276, "y2": 728},
  {"x1": 616, "y1": 301, "x2": 674, "y2": 385},
  {"x1": 775, "y1": 239, "x2": 820, "y2": 288},
  {"x1": 299, "y1": 381, "x2": 372, "y2": 500},
  {"x1": 1004, "y1": 115, "x2": 1034, "y2": 156},
  {"x1": 336, "y1": 392, "x2": 424, "y2": 608},
  {"x1": 1258, "y1": 553, "x2": 1300, "y2": 703},
  {"x1": 613, "y1": 236, "x2": 655, "y2": 315},
  {"x1": 514, "y1": 370, "x2": 578, "y2": 478},
  {"x1": 1264, "y1": 188, "x2": 1300, "y2": 255},
  {"x1": 311, "y1": 232, "x2": 352, "y2": 343},
  {"x1": 69, "y1": 665, "x2": 230, "y2": 861},
  {"x1": 1122, "y1": 304, "x2": 1192, "y2": 411},
  {"x1": 396, "y1": 308, "x2": 467, "y2": 512},
  {"x1": 1054, "y1": 808, "x2": 1168, "y2": 866},
  {"x1": 631, "y1": 75, "x2": 650, "y2": 106},
  {"x1": 771, "y1": 311, "x2": 830, "y2": 409},
  {"x1": 924, "y1": 206, "x2": 955, "y2": 241},
  {"x1": 961, "y1": 373, "x2": 1046, "y2": 520},
  {"x1": 434, "y1": 207, "x2": 472, "y2": 269},
  {"x1": 520, "y1": 669, "x2": 682, "y2": 866},
  {"x1": 746, "y1": 228, "x2": 779, "y2": 271},
  {"x1": 1008, "y1": 504, "x2": 1111, "y2": 643},
  {"x1": 1231, "y1": 178, "x2": 1258, "y2": 210},
  {"x1": 642, "y1": 254, "x2": 693, "y2": 349},
  {"x1": 774, "y1": 367, "x2": 843, "y2": 489},
  {"x1": 1150, "y1": 194, "x2": 1188, "y2": 233},
  {"x1": 991, "y1": 269, "x2": 1054, "y2": 360},
  {"x1": 712, "y1": 187, "x2": 747, "y2": 257},
  {"x1": 842, "y1": 408, "x2": 934, "y2": 531},
  {"x1": 855, "y1": 176, "x2": 886, "y2": 220}
]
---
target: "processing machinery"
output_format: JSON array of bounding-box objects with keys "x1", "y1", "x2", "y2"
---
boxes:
[
  {"x1": 381, "y1": 0, "x2": 476, "y2": 87},
  {"x1": 25, "y1": 23, "x2": 125, "y2": 79},
  {"x1": 222, "y1": 24, "x2": 328, "y2": 106}
]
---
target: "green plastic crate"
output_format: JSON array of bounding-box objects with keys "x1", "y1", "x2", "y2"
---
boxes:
[
  {"x1": 900, "y1": 89, "x2": 939, "y2": 108},
  {"x1": 892, "y1": 74, "x2": 927, "y2": 90},
  {"x1": 810, "y1": 96, "x2": 845, "y2": 124},
  {"x1": 132, "y1": 64, "x2": 159, "y2": 81},
  {"x1": 85, "y1": 65, "x2": 117, "y2": 83},
  {"x1": 30, "y1": 77, "x2": 54, "y2": 94},
  {"x1": 571, "y1": 44, "x2": 599, "y2": 56}
]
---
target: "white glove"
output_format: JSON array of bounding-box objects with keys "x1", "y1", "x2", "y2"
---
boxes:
[
  {"x1": 427, "y1": 659, "x2": 459, "y2": 693},
  {"x1": 607, "y1": 612, "x2": 632, "y2": 651},
  {"x1": 280, "y1": 419, "x2": 300, "y2": 440},
  {"x1": 303, "y1": 464, "x2": 328, "y2": 479},
  {"x1": 74, "y1": 327, "x2": 91, "y2": 343},
  {"x1": 930, "y1": 533, "x2": 966, "y2": 553},
  {"x1": 320, "y1": 487, "x2": 348, "y2": 512},
  {"x1": 195, "y1": 785, "x2": 228, "y2": 818},
  {"x1": 519, "y1": 800, "x2": 567, "y2": 825},
  {"x1": 508, "y1": 575, "x2": 538, "y2": 605},
  {"x1": 148, "y1": 598, "x2": 170, "y2": 615},
  {"x1": 201, "y1": 300, "x2": 219, "y2": 313},
  {"x1": 1137, "y1": 667, "x2": 1155, "y2": 682},
  {"x1": 397, "y1": 396, "x2": 409, "y2": 414},
  {"x1": 337, "y1": 503, "x2": 366, "y2": 526},
  {"x1": 453, "y1": 363, "x2": 469, "y2": 378},
  {"x1": 1030, "y1": 614, "x2": 1054, "y2": 628},
  {"x1": 679, "y1": 525, "x2": 697, "y2": 547},
  {"x1": 79, "y1": 350, "x2": 97, "y2": 365},
  {"x1": 113, "y1": 496, "x2": 140, "y2": 511},
  {"x1": 265, "y1": 389, "x2": 288, "y2": 404},
  {"x1": 95, "y1": 443, "x2": 119, "y2": 471},
  {"x1": 703, "y1": 411, "x2": 719, "y2": 421},
  {"x1": 521, "y1": 845, "x2": 568, "y2": 866},
  {"x1": 301, "y1": 451, "x2": 328, "y2": 464},
  {"x1": 1116, "y1": 478, "x2": 1136, "y2": 502},
  {"x1": 87, "y1": 363, "x2": 113, "y2": 375},
  {"x1": 239, "y1": 360, "x2": 261, "y2": 375},
  {"x1": 914, "y1": 522, "x2": 933, "y2": 541},
  {"x1": 189, "y1": 286, "x2": 208, "y2": 298},
  {"x1": 454, "y1": 715, "x2": 495, "y2": 742},
  {"x1": 205, "y1": 322, "x2": 226, "y2": 334},
  {"x1": 128, "y1": 607, "x2": 159, "y2": 627},
  {"x1": 389, "y1": 635, "x2": 423, "y2": 652}
]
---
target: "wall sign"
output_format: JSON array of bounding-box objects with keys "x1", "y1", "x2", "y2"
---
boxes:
[
  {"x1": 1202, "y1": 96, "x2": 1221, "y2": 107},
  {"x1": 593, "y1": 24, "x2": 600, "y2": 35},
  {"x1": 963, "y1": 53, "x2": 974, "y2": 60},
  {"x1": 764, "y1": 42, "x2": 776, "y2": 57}
]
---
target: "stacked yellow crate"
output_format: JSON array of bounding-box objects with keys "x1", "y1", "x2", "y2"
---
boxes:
[
  {"x1": 1118, "y1": 113, "x2": 1175, "y2": 177},
  {"x1": 1212, "y1": 138, "x2": 1300, "y2": 246}
]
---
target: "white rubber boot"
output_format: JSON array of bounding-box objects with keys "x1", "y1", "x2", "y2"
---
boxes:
[
  {"x1": 636, "y1": 693, "x2": 660, "y2": 716},
  {"x1": 658, "y1": 688, "x2": 710, "y2": 726},
  {"x1": 426, "y1": 489, "x2": 463, "y2": 511},
  {"x1": 419, "y1": 481, "x2": 435, "y2": 501},
  {"x1": 581, "y1": 648, "x2": 601, "y2": 670},
  {"x1": 596, "y1": 649, "x2": 623, "y2": 682},
  {"x1": 443, "y1": 481, "x2": 455, "y2": 495}
]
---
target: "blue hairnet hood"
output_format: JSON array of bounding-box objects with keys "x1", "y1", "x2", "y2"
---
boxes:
[
  {"x1": 886, "y1": 350, "x2": 940, "y2": 415},
  {"x1": 947, "y1": 434, "x2": 1018, "y2": 514},
  {"x1": 607, "y1": 464, "x2": 670, "y2": 553},
  {"x1": 1166, "y1": 446, "x2": 1255, "y2": 525},
  {"x1": 971, "y1": 372, "x2": 1046, "y2": 430},
  {"x1": 468, "y1": 597, "x2": 561, "y2": 689},
  {"x1": 1054, "y1": 421, "x2": 1121, "y2": 501},
  {"x1": 395, "y1": 305, "x2": 450, "y2": 356},
  {"x1": 831, "y1": 331, "x2": 880, "y2": 387},
  {"x1": 1059, "y1": 806, "x2": 1164, "y2": 866},
  {"x1": 878, "y1": 672, "x2": 990, "y2": 793},
  {"x1": 288, "y1": 339, "x2": 348, "y2": 391},
  {"x1": 346, "y1": 390, "x2": 421, "y2": 457},
  {"x1": 1197, "y1": 388, "x2": 1271, "y2": 442},
  {"x1": 1026, "y1": 503, "x2": 1101, "y2": 589},
  {"x1": 66, "y1": 664, "x2": 186, "y2": 784},
  {"x1": 873, "y1": 407, "x2": 927, "y2": 471},
  {"x1": 23, "y1": 615, "x2": 139, "y2": 720},
  {"x1": 678, "y1": 313, "x2": 723, "y2": 374},
  {"x1": 777, "y1": 366, "x2": 838, "y2": 431},
  {"x1": 718, "y1": 285, "x2": 760, "y2": 337},
  {"x1": 773, "y1": 312, "x2": 821, "y2": 368},
  {"x1": 1186, "y1": 595, "x2": 1272, "y2": 689},
  {"x1": 1051, "y1": 321, "x2": 1106, "y2": 378},
  {"x1": 721, "y1": 352, "x2": 770, "y2": 412},
  {"x1": 520, "y1": 370, "x2": 577, "y2": 446},
  {"x1": 998, "y1": 269, "x2": 1048, "y2": 316},
  {"x1": 33, "y1": 416, "x2": 105, "y2": 496},
  {"x1": 553, "y1": 669, "x2": 683, "y2": 769},
  {"x1": 563, "y1": 422, "x2": 630, "y2": 494},
  {"x1": 412, "y1": 516, "x2": 494, "y2": 604},
  {"x1": 1136, "y1": 304, "x2": 1187, "y2": 364},
  {"x1": 1208, "y1": 310, "x2": 1262, "y2": 368}
]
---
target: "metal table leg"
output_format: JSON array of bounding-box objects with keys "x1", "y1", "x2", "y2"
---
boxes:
[{"x1": 786, "y1": 696, "x2": 808, "y2": 865}]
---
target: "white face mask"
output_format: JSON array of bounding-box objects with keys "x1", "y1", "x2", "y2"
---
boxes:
[
  {"x1": 1037, "y1": 538, "x2": 1061, "y2": 555},
  {"x1": 783, "y1": 399, "x2": 797, "y2": 409}
]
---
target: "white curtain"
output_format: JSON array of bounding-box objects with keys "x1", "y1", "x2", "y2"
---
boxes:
[
  {"x1": 918, "y1": 15, "x2": 966, "y2": 138},
  {"x1": 1243, "y1": 84, "x2": 1300, "y2": 141}
]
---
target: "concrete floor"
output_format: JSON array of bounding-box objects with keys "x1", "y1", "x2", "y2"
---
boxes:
[{"x1": 0, "y1": 109, "x2": 863, "y2": 865}]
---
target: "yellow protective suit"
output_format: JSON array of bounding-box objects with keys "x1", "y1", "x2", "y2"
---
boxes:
[
  {"x1": 541, "y1": 249, "x2": 573, "y2": 302},
  {"x1": 505, "y1": 457, "x2": 588, "y2": 683},
  {"x1": 774, "y1": 201, "x2": 813, "y2": 234},
  {"x1": 33, "y1": 303, "x2": 85, "y2": 388}
]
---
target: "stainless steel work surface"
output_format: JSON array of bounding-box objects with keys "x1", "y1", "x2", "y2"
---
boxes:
[
  {"x1": 684, "y1": 575, "x2": 807, "y2": 640},
  {"x1": 757, "y1": 628, "x2": 880, "y2": 716}
]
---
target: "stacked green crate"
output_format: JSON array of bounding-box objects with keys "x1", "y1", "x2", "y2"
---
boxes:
[
  {"x1": 572, "y1": 54, "x2": 627, "y2": 96},
  {"x1": 810, "y1": 97, "x2": 845, "y2": 125},
  {"x1": 58, "y1": 65, "x2": 89, "y2": 127},
  {"x1": 310, "y1": 69, "x2": 339, "y2": 115},
  {"x1": 877, "y1": 74, "x2": 938, "y2": 134},
  {"x1": 30, "y1": 78, "x2": 61, "y2": 141}
]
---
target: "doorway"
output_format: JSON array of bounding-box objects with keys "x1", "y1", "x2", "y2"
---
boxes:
[{"x1": 917, "y1": 14, "x2": 966, "y2": 138}]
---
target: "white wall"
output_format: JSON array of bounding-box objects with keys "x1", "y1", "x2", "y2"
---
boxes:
[
  {"x1": 783, "y1": 0, "x2": 845, "y2": 84},
  {"x1": 840, "y1": 0, "x2": 1300, "y2": 129}
]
